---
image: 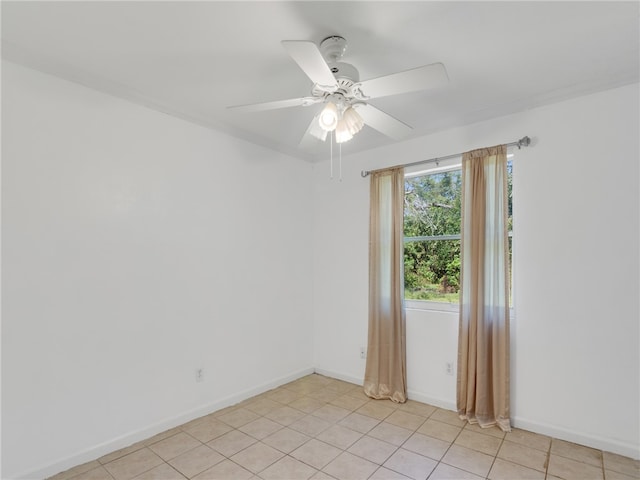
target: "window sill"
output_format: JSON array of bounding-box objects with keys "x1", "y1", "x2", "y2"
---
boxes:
[
  {"x1": 405, "y1": 299, "x2": 516, "y2": 319},
  {"x1": 405, "y1": 299, "x2": 459, "y2": 313}
]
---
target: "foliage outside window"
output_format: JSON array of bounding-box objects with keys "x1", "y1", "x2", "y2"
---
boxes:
[{"x1": 404, "y1": 161, "x2": 513, "y2": 305}]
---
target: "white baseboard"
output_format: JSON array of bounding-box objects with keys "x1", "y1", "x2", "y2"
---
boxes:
[
  {"x1": 15, "y1": 365, "x2": 640, "y2": 478},
  {"x1": 312, "y1": 368, "x2": 639, "y2": 460},
  {"x1": 313, "y1": 367, "x2": 458, "y2": 412},
  {"x1": 18, "y1": 367, "x2": 315, "y2": 480},
  {"x1": 406, "y1": 390, "x2": 456, "y2": 412},
  {"x1": 313, "y1": 367, "x2": 362, "y2": 386},
  {"x1": 316, "y1": 368, "x2": 456, "y2": 412},
  {"x1": 512, "y1": 416, "x2": 640, "y2": 460}
]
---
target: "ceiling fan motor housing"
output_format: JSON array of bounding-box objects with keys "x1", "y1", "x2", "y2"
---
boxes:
[
  {"x1": 328, "y1": 62, "x2": 359, "y2": 83},
  {"x1": 320, "y1": 35, "x2": 347, "y2": 61},
  {"x1": 312, "y1": 61, "x2": 360, "y2": 101}
]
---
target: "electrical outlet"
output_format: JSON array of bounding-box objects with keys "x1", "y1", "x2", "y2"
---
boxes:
[
  {"x1": 360, "y1": 347, "x2": 366, "y2": 359},
  {"x1": 445, "y1": 362, "x2": 454, "y2": 376},
  {"x1": 195, "y1": 368, "x2": 204, "y2": 383}
]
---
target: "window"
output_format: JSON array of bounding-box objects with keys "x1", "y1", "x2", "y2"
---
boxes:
[{"x1": 403, "y1": 158, "x2": 513, "y2": 310}]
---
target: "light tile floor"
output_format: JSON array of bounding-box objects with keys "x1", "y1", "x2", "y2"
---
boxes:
[{"x1": 50, "y1": 374, "x2": 640, "y2": 480}]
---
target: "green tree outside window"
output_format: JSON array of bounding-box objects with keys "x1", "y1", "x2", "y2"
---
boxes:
[{"x1": 404, "y1": 163, "x2": 512, "y2": 303}]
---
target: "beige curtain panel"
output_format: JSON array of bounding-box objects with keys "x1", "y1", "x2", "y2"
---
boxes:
[
  {"x1": 457, "y1": 145, "x2": 511, "y2": 431},
  {"x1": 364, "y1": 167, "x2": 407, "y2": 403}
]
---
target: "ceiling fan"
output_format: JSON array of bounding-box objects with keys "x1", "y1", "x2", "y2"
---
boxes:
[{"x1": 227, "y1": 36, "x2": 449, "y2": 146}]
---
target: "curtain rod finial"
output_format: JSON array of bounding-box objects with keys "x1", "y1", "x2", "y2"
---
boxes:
[
  {"x1": 518, "y1": 136, "x2": 531, "y2": 149},
  {"x1": 361, "y1": 170, "x2": 370, "y2": 177}
]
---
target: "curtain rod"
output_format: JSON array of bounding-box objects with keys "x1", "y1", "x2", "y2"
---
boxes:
[{"x1": 360, "y1": 136, "x2": 531, "y2": 178}]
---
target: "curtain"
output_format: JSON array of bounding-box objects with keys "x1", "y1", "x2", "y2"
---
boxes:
[
  {"x1": 364, "y1": 167, "x2": 407, "y2": 403},
  {"x1": 457, "y1": 145, "x2": 511, "y2": 431}
]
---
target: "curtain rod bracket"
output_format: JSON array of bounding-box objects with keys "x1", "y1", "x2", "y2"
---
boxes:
[{"x1": 517, "y1": 136, "x2": 531, "y2": 149}]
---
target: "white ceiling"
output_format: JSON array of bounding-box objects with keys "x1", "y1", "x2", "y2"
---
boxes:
[{"x1": 2, "y1": 1, "x2": 638, "y2": 161}]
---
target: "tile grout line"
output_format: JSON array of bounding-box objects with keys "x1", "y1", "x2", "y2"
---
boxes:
[
  {"x1": 427, "y1": 415, "x2": 474, "y2": 479},
  {"x1": 48, "y1": 375, "x2": 639, "y2": 480},
  {"x1": 248, "y1": 392, "x2": 363, "y2": 477},
  {"x1": 544, "y1": 437, "x2": 553, "y2": 480},
  {"x1": 485, "y1": 428, "x2": 507, "y2": 479},
  {"x1": 363, "y1": 408, "x2": 423, "y2": 479}
]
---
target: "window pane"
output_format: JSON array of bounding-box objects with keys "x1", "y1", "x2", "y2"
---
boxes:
[
  {"x1": 404, "y1": 239, "x2": 461, "y2": 303},
  {"x1": 404, "y1": 161, "x2": 513, "y2": 306},
  {"x1": 404, "y1": 170, "x2": 462, "y2": 237}
]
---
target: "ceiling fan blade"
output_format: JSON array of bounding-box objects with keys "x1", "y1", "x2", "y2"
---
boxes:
[
  {"x1": 227, "y1": 96, "x2": 321, "y2": 113},
  {"x1": 281, "y1": 40, "x2": 338, "y2": 91},
  {"x1": 356, "y1": 104, "x2": 413, "y2": 140},
  {"x1": 358, "y1": 63, "x2": 449, "y2": 99}
]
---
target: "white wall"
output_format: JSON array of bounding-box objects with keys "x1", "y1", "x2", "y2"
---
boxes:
[
  {"x1": 2, "y1": 60, "x2": 638, "y2": 479},
  {"x1": 1, "y1": 61, "x2": 315, "y2": 479},
  {"x1": 312, "y1": 83, "x2": 640, "y2": 459}
]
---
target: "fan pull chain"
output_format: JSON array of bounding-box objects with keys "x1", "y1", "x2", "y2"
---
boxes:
[
  {"x1": 329, "y1": 132, "x2": 333, "y2": 180},
  {"x1": 339, "y1": 143, "x2": 343, "y2": 182}
]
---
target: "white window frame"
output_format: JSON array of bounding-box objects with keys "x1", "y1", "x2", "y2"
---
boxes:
[{"x1": 403, "y1": 153, "x2": 515, "y2": 314}]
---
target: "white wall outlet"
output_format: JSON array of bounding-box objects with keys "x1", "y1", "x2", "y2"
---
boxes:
[
  {"x1": 360, "y1": 347, "x2": 366, "y2": 359},
  {"x1": 445, "y1": 362, "x2": 454, "y2": 376},
  {"x1": 195, "y1": 368, "x2": 204, "y2": 383}
]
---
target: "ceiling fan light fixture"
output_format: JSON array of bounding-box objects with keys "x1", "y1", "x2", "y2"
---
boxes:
[
  {"x1": 318, "y1": 102, "x2": 339, "y2": 131},
  {"x1": 308, "y1": 116, "x2": 329, "y2": 141},
  {"x1": 342, "y1": 106, "x2": 364, "y2": 135},
  {"x1": 335, "y1": 118, "x2": 354, "y2": 143}
]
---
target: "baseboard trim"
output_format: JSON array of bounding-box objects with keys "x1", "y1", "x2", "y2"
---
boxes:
[
  {"x1": 405, "y1": 390, "x2": 456, "y2": 412},
  {"x1": 313, "y1": 367, "x2": 362, "y2": 386},
  {"x1": 14, "y1": 366, "x2": 640, "y2": 478},
  {"x1": 512, "y1": 416, "x2": 640, "y2": 460},
  {"x1": 313, "y1": 367, "x2": 458, "y2": 412},
  {"x1": 312, "y1": 368, "x2": 639, "y2": 460},
  {"x1": 17, "y1": 366, "x2": 315, "y2": 480}
]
